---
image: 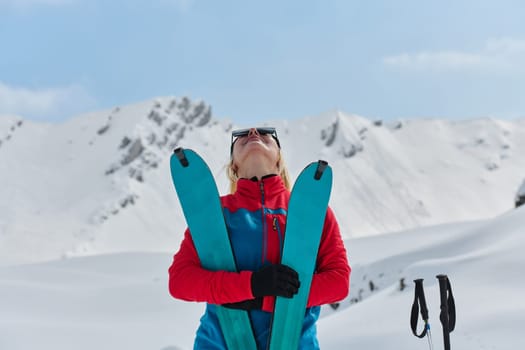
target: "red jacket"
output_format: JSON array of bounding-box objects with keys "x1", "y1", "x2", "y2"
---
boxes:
[{"x1": 168, "y1": 175, "x2": 350, "y2": 312}]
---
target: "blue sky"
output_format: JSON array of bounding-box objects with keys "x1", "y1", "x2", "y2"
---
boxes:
[{"x1": 1, "y1": 0, "x2": 525, "y2": 124}]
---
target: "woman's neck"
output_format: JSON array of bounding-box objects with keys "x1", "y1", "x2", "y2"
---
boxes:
[{"x1": 236, "y1": 157, "x2": 278, "y2": 180}]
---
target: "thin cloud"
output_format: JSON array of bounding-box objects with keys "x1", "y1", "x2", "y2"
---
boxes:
[
  {"x1": 160, "y1": 0, "x2": 194, "y2": 13},
  {"x1": 0, "y1": 0, "x2": 73, "y2": 5},
  {"x1": 0, "y1": 82, "x2": 96, "y2": 121},
  {"x1": 0, "y1": 0, "x2": 74, "y2": 10},
  {"x1": 383, "y1": 37, "x2": 525, "y2": 73}
]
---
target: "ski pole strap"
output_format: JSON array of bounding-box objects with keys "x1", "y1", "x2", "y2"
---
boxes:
[
  {"x1": 411, "y1": 279, "x2": 430, "y2": 338},
  {"x1": 437, "y1": 274, "x2": 456, "y2": 350}
]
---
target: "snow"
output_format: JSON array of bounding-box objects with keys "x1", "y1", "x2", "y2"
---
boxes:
[
  {"x1": 1, "y1": 207, "x2": 524, "y2": 349},
  {"x1": 1, "y1": 96, "x2": 525, "y2": 349},
  {"x1": 0, "y1": 252, "x2": 201, "y2": 350},
  {"x1": 319, "y1": 206, "x2": 525, "y2": 349}
]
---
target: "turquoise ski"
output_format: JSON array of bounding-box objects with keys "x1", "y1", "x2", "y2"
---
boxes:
[
  {"x1": 170, "y1": 148, "x2": 257, "y2": 350},
  {"x1": 268, "y1": 160, "x2": 333, "y2": 350}
]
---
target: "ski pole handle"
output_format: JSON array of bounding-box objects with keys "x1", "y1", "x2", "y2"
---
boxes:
[
  {"x1": 436, "y1": 274, "x2": 455, "y2": 350},
  {"x1": 415, "y1": 279, "x2": 429, "y2": 321},
  {"x1": 411, "y1": 279, "x2": 430, "y2": 338}
]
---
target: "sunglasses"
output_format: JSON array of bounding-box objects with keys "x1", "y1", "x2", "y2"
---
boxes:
[{"x1": 230, "y1": 127, "x2": 281, "y2": 155}]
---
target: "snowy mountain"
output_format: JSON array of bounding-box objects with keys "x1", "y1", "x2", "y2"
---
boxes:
[
  {"x1": 2, "y1": 96, "x2": 525, "y2": 349},
  {"x1": 1, "y1": 96, "x2": 525, "y2": 266}
]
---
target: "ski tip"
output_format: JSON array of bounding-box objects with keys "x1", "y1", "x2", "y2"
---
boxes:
[
  {"x1": 173, "y1": 147, "x2": 190, "y2": 167},
  {"x1": 314, "y1": 160, "x2": 329, "y2": 180}
]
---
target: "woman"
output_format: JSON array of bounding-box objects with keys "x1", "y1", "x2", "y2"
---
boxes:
[{"x1": 169, "y1": 127, "x2": 350, "y2": 349}]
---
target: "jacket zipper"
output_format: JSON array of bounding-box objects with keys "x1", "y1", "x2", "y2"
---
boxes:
[{"x1": 260, "y1": 181, "x2": 268, "y2": 264}]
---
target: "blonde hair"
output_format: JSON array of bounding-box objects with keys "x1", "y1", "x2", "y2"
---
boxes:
[{"x1": 227, "y1": 152, "x2": 292, "y2": 193}]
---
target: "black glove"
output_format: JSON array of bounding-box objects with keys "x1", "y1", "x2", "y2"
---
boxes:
[
  {"x1": 251, "y1": 264, "x2": 300, "y2": 298},
  {"x1": 222, "y1": 297, "x2": 263, "y2": 310}
]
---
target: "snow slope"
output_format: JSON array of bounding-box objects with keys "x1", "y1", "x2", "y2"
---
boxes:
[
  {"x1": 0, "y1": 204, "x2": 523, "y2": 349},
  {"x1": 319, "y1": 205, "x2": 525, "y2": 350},
  {"x1": 1, "y1": 97, "x2": 525, "y2": 266},
  {"x1": 1, "y1": 98, "x2": 525, "y2": 349}
]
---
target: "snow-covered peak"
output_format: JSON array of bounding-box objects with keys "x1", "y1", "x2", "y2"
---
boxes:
[{"x1": 1, "y1": 97, "x2": 525, "y2": 266}]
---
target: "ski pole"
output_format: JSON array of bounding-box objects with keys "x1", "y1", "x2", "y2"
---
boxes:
[
  {"x1": 436, "y1": 275, "x2": 456, "y2": 350},
  {"x1": 411, "y1": 279, "x2": 434, "y2": 350}
]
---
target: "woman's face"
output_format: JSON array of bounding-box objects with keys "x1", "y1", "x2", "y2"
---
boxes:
[{"x1": 231, "y1": 128, "x2": 280, "y2": 170}]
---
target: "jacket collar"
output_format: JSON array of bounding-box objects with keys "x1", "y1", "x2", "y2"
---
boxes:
[{"x1": 235, "y1": 175, "x2": 288, "y2": 200}]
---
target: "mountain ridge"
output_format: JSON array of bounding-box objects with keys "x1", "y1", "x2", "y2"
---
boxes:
[{"x1": 1, "y1": 96, "x2": 524, "y2": 266}]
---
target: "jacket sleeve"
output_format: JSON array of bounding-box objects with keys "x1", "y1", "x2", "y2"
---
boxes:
[
  {"x1": 168, "y1": 228, "x2": 255, "y2": 304},
  {"x1": 307, "y1": 206, "x2": 351, "y2": 307}
]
